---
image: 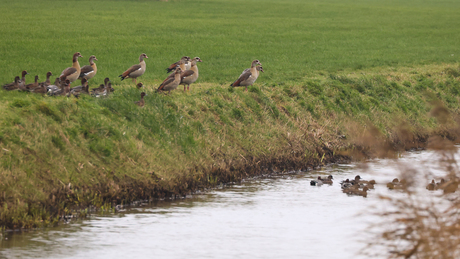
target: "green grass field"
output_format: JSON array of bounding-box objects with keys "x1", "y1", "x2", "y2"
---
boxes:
[
  {"x1": 1, "y1": 0, "x2": 460, "y2": 229},
  {"x1": 0, "y1": 0, "x2": 459, "y2": 85}
]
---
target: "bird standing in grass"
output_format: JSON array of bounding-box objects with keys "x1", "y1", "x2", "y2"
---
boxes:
[
  {"x1": 231, "y1": 60, "x2": 263, "y2": 91},
  {"x1": 135, "y1": 92, "x2": 146, "y2": 107},
  {"x1": 60, "y1": 52, "x2": 83, "y2": 84},
  {"x1": 157, "y1": 67, "x2": 182, "y2": 94},
  {"x1": 79, "y1": 55, "x2": 98, "y2": 82},
  {"x1": 180, "y1": 57, "x2": 202, "y2": 91},
  {"x1": 119, "y1": 53, "x2": 148, "y2": 84}
]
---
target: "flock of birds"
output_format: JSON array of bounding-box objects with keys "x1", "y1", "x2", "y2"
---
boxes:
[
  {"x1": 2, "y1": 52, "x2": 264, "y2": 107},
  {"x1": 310, "y1": 174, "x2": 459, "y2": 197}
]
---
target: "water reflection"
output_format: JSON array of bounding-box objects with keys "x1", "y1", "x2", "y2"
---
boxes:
[{"x1": 0, "y1": 149, "x2": 450, "y2": 259}]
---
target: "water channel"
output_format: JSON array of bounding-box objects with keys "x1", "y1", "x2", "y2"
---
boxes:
[{"x1": 0, "y1": 149, "x2": 453, "y2": 258}]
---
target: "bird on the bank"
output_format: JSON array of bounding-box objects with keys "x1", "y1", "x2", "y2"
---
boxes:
[
  {"x1": 231, "y1": 60, "x2": 263, "y2": 91},
  {"x1": 70, "y1": 78, "x2": 89, "y2": 96},
  {"x1": 40, "y1": 71, "x2": 53, "y2": 87},
  {"x1": 3, "y1": 76, "x2": 21, "y2": 91},
  {"x1": 20, "y1": 70, "x2": 29, "y2": 85},
  {"x1": 119, "y1": 53, "x2": 148, "y2": 84},
  {"x1": 79, "y1": 55, "x2": 98, "y2": 81},
  {"x1": 136, "y1": 82, "x2": 144, "y2": 89},
  {"x1": 60, "y1": 52, "x2": 83, "y2": 83},
  {"x1": 180, "y1": 57, "x2": 202, "y2": 91},
  {"x1": 166, "y1": 56, "x2": 190, "y2": 73},
  {"x1": 91, "y1": 84, "x2": 107, "y2": 97},
  {"x1": 135, "y1": 92, "x2": 146, "y2": 107},
  {"x1": 157, "y1": 67, "x2": 182, "y2": 94},
  {"x1": 25, "y1": 75, "x2": 39, "y2": 90},
  {"x1": 47, "y1": 78, "x2": 61, "y2": 94}
]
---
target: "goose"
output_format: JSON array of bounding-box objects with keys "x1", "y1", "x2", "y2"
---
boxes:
[
  {"x1": 135, "y1": 92, "x2": 146, "y2": 107},
  {"x1": 166, "y1": 56, "x2": 190, "y2": 73},
  {"x1": 180, "y1": 57, "x2": 202, "y2": 91},
  {"x1": 157, "y1": 67, "x2": 182, "y2": 94},
  {"x1": 60, "y1": 52, "x2": 83, "y2": 83},
  {"x1": 79, "y1": 55, "x2": 98, "y2": 81},
  {"x1": 3, "y1": 76, "x2": 21, "y2": 91},
  {"x1": 231, "y1": 60, "x2": 262, "y2": 91},
  {"x1": 119, "y1": 53, "x2": 148, "y2": 84}
]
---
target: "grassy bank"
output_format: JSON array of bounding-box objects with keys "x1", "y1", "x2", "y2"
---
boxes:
[{"x1": 1, "y1": 0, "x2": 460, "y2": 229}]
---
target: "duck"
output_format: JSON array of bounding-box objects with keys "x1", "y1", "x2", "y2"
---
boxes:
[
  {"x1": 91, "y1": 84, "x2": 107, "y2": 97},
  {"x1": 31, "y1": 83, "x2": 47, "y2": 94},
  {"x1": 310, "y1": 176, "x2": 323, "y2": 186},
  {"x1": 343, "y1": 187, "x2": 369, "y2": 197},
  {"x1": 437, "y1": 179, "x2": 459, "y2": 194},
  {"x1": 426, "y1": 180, "x2": 436, "y2": 191},
  {"x1": 340, "y1": 179, "x2": 353, "y2": 189},
  {"x1": 70, "y1": 78, "x2": 89, "y2": 96},
  {"x1": 40, "y1": 71, "x2": 53, "y2": 87},
  {"x1": 231, "y1": 60, "x2": 263, "y2": 91},
  {"x1": 136, "y1": 82, "x2": 144, "y2": 89},
  {"x1": 47, "y1": 78, "x2": 61, "y2": 94},
  {"x1": 79, "y1": 55, "x2": 98, "y2": 81},
  {"x1": 387, "y1": 178, "x2": 406, "y2": 190},
  {"x1": 321, "y1": 175, "x2": 333, "y2": 184},
  {"x1": 49, "y1": 79, "x2": 70, "y2": 96},
  {"x1": 156, "y1": 67, "x2": 182, "y2": 94},
  {"x1": 119, "y1": 53, "x2": 148, "y2": 84},
  {"x1": 3, "y1": 76, "x2": 21, "y2": 91},
  {"x1": 21, "y1": 70, "x2": 29, "y2": 85},
  {"x1": 166, "y1": 56, "x2": 190, "y2": 73},
  {"x1": 107, "y1": 82, "x2": 115, "y2": 93},
  {"x1": 25, "y1": 75, "x2": 39, "y2": 91},
  {"x1": 60, "y1": 52, "x2": 83, "y2": 83},
  {"x1": 180, "y1": 57, "x2": 202, "y2": 91},
  {"x1": 135, "y1": 92, "x2": 146, "y2": 107}
]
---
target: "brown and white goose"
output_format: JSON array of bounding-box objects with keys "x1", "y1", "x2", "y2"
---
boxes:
[
  {"x1": 135, "y1": 92, "x2": 146, "y2": 107},
  {"x1": 231, "y1": 60, "x2": 263, "y2": 91},
  {"x1": 180, "y1": 57, "x2": 202, "y2": 91},
  {"x1": 79, "y1": 55, "x2": 98, "y2": 81},
  {"x1": 157, "y1": 67, "x2": 182, "y2": 94},
  {"x1": 3, "y1": 76, "x2": 21, "y2": 91},
  {"x1": 119, "y1": 53, "x2": 148, "y2": 84},
  {"x1": 60, "y1": 52, "x2": 83, "y2": 83},
  {"x1": 166, "y1": 56, "x2": 190, "y2": 73}
]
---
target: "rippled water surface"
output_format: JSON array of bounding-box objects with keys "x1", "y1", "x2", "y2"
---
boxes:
[{"x1": 0, "y1": 149, "x2": 452, "y2": 259}]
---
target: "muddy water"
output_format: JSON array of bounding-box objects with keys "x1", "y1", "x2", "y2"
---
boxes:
[{"x1": 0, "y1": 149, "x2": 451, "y2": 259}]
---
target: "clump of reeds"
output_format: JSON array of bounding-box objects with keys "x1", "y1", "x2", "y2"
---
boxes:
[{"x1": 363, "y1": 130, "x2": 460, "y2": 258}]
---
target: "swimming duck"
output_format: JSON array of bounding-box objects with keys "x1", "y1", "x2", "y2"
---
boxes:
[
  {"x1": 340, "y1": 179, "x2": 353, "y2": 189},
  {"x1": 343, "y1": 187, "x2": 369, "y2": 197},
  {"x1": 387, "y1": 178, "x2": 406, "y2": 190},
  {"x1": 321, "y1": 175, "x2": 333, "y2": 184},
  {"x1": 426, "y1": 180, "x2": 436, "y2": 191},
  {"x1": 310, "y1": 176, "x2": 323, "y2": 186}
]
